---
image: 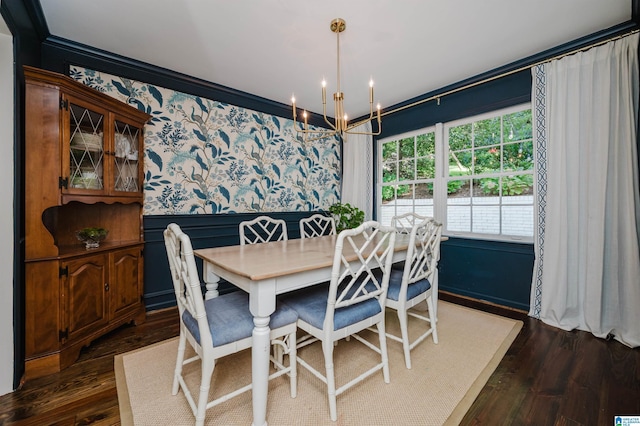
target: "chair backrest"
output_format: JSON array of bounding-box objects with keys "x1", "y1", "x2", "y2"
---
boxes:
[
  {"x1": 391, "y1": 212, "x2": 430, "y2": 234},
  {"x1": 163, "y1": 223, "x2": 211, "y2": 348},
  {"x1": 401, "y1": 218, "x2": 443, "y2": 287},
  {"x1": 299, "y1": 213, "x2": 337, "y2": 238},
  {"x1": 328, "y1": 221, "x2": 397, "y2": 316},
  {"x1": 239, "y1": 215, "x2": 288, "y2": 245}
]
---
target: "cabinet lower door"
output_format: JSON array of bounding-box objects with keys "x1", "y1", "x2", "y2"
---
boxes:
[
  {"x1": 110, "y1": 247, "x2": 143, "y2": 319},
  {"x1": 62, "y1": 254, "x2": 109, "y2": 343}
]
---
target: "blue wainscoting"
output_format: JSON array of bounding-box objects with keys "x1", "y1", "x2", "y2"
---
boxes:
[
  {"x1": 438, "y1": 237, "x2": 534, "y2": 311},
  {"x1": 143, "y1": 212, "x2": 322, "y2": 310}
]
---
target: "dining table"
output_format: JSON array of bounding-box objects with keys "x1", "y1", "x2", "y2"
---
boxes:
[{"x1": 194, "y1": 232, "x2": 440, "y2": 426}]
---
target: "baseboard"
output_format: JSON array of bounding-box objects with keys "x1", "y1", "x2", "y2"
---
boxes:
[{"x1": 439, "y1": 290, "x2": 528, "y2": 321}]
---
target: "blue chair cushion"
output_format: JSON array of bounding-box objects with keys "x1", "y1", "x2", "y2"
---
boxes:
[
  {"x1": 182, "y1": 291, "x2": 298, "y2": 347},
  {"x1": 386, "y1": 269, "x2": 431, "y2": 302},
  {"x1": 283, "y1": 281, "x2": 382, "y2": 331}
]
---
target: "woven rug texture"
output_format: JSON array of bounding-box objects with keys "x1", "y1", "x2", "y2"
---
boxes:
[{"x1": 116, "y1": 301, "x2": 522, "y2": 425}]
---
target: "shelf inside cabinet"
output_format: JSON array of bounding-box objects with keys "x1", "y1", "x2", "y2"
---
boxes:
[
  {"x1": 56, "y1": 240, "x2": 144, "y2": 259},
  {"x1": 70, "y1": 144, "x2": 103, "y2": 153},
  {"x1": 41, "y1": 202, "x2": 143, "y2": 257}
]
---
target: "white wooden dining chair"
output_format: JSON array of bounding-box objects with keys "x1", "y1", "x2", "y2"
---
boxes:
[
  {"x1": 390, "y1": 212, "x2": 431, "y2": 270},
  {"x1": 239, "y1": 215, "x2": 288, "y2": 245},
  {"x1": 299, "y1": 213, "x2": 336, "y2": 238},
  {"x1": 391, "y1": 211, "x2": 430, "y2": 234},
  {"x1": 282, "y1": 221, "x2": 396, "y2": 421},
  {"x1": 164, "y1": 223, "x2": 298, "y2": 426},
  {"x1": 385, "y1": 217, "x2": 442, "y2": 369}
]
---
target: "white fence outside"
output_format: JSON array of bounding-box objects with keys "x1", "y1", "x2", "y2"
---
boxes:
[{"x1": 380, "y1": 195, "x2": 533, "y2": 237}]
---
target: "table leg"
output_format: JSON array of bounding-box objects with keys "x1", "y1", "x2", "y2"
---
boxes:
[
  {"x1": 252, "y1": 315, "x2": 270, "y2": 426},
  {"x1": 248, "y1": 280, "x2": 276, "y2": 426},
  {"x1": 202, "y1": 262, "x2": 220, "y2": 300}
]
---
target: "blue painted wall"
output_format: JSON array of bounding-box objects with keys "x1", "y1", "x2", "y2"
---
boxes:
[{"x1": 438, "y1": 238, "x2": 533, "y2": 311}]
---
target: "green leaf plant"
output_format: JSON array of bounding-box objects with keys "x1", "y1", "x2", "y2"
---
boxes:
[{"x1": 328, "y1": 202, "x2": 365, "y2": 232}]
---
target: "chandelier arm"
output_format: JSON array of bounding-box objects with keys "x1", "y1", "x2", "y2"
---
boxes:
[
  {"x1": 345, "y1": 107, "x2": 382, "y2": 133},
  {"x1": 322, "y1": 101, "x2": 337, "y2": 131},
  {"x1": 324, "y1": 115, "x2": 338, "y2": 131},
  {"x1": 344, "y1": 128, "x2": 382, "y2": 136},
  {"x1": 292, "y1": 114, "x2": 337, "y2": 135},
  {"x1": 294, "y1": 123, "x2": 338, "y2": 137},
  {"x1": 344, "y1": 117, "x2": 382, "y2": 135},
  {"x1": 348, "y1": 110, "x2": 375, "y2": 127},
  {"x1": 302, "y1": 132, "x2": 339, "y2": 143},
  {"x1": 298, "y1": 128, "x2": 338, "y2": 136}
]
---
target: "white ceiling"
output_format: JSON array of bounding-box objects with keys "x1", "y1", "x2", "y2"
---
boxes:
[{"x1": 39, "y1": 0, "x2": 631, "y2": 118}]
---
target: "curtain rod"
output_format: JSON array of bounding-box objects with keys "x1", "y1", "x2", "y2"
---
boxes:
[{"x1": 381, "y1": 28, "x2": 640, "y2": 118}]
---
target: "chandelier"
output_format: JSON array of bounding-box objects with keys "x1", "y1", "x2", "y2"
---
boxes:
[{"x1": 291, "y1": 18, "x2": 382, "y2": 142}]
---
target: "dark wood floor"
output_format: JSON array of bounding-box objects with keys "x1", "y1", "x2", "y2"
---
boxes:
[{"x1": 1, "y1": 293, "x2": 638, "y2": 425}]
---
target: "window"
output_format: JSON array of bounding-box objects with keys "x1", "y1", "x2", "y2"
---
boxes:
[
  {"x1": 377, "y1": 104, "x2": 533, "y2": 241},
  {"x1": 379, "y1": 129, "x2": 437, "y2": 226}
]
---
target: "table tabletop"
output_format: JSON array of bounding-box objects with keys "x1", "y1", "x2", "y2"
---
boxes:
[{"x1": 194, "y1": 233, "x2": 412, "y2": 281}]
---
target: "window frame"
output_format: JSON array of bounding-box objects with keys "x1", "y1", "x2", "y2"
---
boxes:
[
  {"x1": 377, "y1": 126, "x2": 439, "y2": 227},
  {"x1": 376, "y1": 103, "x2": 533, "y2": 243}
]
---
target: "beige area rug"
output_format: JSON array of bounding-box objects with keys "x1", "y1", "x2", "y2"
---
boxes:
[{"x1": 115, "y1": 301, "x2": 522, "y2": 425}]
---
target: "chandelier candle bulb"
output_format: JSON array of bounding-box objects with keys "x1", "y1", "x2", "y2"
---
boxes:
[
  {"x1": 322, "y1": 80, "x2": 327, "y2": 104},
  {"x1": 369, "y1": 79, "x2": 374, "y2": 104},
  {"x1": 291, "y1": 95, "x2": 297, "y2": 119}
]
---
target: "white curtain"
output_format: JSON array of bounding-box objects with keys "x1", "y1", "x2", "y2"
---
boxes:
[
  {"x1": 341, "y1": 122, "x2": 374, "y2": 220},
  {"x1": 530, "y1": 33, "x2": 640, "y2": 347}
]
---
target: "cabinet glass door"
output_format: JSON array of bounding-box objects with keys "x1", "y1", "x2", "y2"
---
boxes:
[
  {"x1": 69, "y1": 103, "x2": 104, "y2": 191},
  {"x1": 114, "y1": 120, "x2": 141, "y2": 193}
]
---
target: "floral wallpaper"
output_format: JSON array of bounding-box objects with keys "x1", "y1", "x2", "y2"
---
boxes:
[{"x1": 69, "y1": 66, "x2": 341, "y2": 215}]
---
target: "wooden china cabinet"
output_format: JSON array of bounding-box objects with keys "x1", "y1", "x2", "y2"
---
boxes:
[{"x1": 23, "y1": 66, "x2": 151, "y2": 380}]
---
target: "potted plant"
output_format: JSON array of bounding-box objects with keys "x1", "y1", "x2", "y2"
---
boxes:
[
  {"x1": 328, "y1": 202, "x2": 365, "y2": 232},
  {"x1": 76, "y1": 227, "x2": 109, "y2": 249}
]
